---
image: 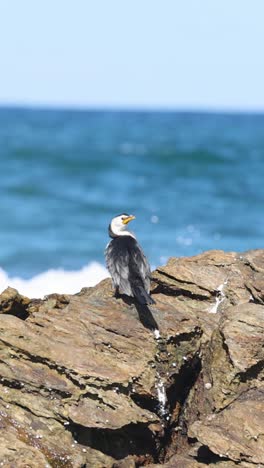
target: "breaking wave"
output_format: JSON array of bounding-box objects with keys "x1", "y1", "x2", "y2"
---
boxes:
[{"x1": 0, "y1": 262, "x2": 109, "y2": 299}]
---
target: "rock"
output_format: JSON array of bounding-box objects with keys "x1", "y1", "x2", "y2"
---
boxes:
[
  {"x1": 0, "y1": 287, "x2": 30, "y2": 319},
  {"x1": 0, "y1": 249, "x2": 263, "y2": 466},
  {"x1": 189, "y1": 388, "x2": 264, "y2": 465}
]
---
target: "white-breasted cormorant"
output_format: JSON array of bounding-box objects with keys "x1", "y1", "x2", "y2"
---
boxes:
[{"x1": 105, "y1": 213, "x2": 155, "y2": 305}]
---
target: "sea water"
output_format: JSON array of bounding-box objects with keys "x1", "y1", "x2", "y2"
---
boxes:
[{"x1": 0, "y1": 108, "x2": 263, "y2": 297}]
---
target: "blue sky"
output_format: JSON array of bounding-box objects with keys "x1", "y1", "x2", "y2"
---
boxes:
[{"x1": 0, "y1": 1, "x2": 263, "y2": 111}]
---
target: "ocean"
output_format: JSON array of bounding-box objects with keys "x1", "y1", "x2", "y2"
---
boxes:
[{"x1": 0, "y1": 107, "x2": 263, "y2": 297}]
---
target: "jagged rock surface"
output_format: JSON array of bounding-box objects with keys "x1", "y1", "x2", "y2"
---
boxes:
[{"x1": 0, "y1": 249, "x2": 263, "y2": 467}]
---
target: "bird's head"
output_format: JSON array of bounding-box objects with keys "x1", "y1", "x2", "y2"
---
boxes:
[{"x1": 108, "y1": 213, "x2": 136, "y2": 237}]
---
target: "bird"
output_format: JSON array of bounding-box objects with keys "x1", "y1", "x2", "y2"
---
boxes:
[{"x1": 105, "y1": 213, "x2": 155, "y2": 305}]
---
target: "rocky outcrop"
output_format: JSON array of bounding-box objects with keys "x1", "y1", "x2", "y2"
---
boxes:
[{"x1": 0, "y1": 249, "x2": 263, "y2": 467}]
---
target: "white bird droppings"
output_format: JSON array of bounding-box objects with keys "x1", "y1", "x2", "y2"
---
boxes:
[
  {"x1": 156, "y1": 373, "x2": 167, "y2": 416},
  {"x1": 210, "y1": 280, "x2": 228, "y2": 313},
  {"x1": 204, "y1": 382, "x2": 212, "y2": 389}
]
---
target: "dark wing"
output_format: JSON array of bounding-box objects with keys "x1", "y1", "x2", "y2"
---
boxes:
[
  {"x1": 105, "y1": 236, "x2": 152, "y2": 296},
  {"x1": 127, "y1": 239, "x2": 152, "y2": 293},
  {"x1": 127, "y1": 239, "x2": 155, "y2": 304},
  {"x1": 105, "y1": 237, "x2": 132, "y2": 296}
]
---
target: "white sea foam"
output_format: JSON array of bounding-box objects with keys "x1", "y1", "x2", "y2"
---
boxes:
[{"x1": 0, "y1": 262, "x2": 109, "y2": 299}]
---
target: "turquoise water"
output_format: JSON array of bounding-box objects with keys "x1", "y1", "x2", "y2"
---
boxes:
[{"x1": 0, "y1": 107, "x2": 263, "y2": 294}]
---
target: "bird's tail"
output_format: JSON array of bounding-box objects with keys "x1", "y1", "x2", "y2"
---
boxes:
[{"x1": 132, "y1": 285, "x2": 156, "y2": 305}]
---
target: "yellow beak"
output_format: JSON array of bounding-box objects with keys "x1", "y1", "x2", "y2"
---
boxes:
[{"x1": 123, "y1": 215, "x2": 136, "y2": 225}]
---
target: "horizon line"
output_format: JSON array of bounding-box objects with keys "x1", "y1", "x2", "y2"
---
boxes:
[{"x1": 1, "y1": 101, "x2": 264, "y2": 116}]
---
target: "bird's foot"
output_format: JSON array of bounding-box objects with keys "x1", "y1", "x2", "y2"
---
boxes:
[{"x1": 113, "y1": 288, "x2": 121, "y2": 299}]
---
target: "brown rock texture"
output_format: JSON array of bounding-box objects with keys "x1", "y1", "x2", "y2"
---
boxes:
[{"x1": 0, "y1": 249, "x2": 263, "y2": 467}]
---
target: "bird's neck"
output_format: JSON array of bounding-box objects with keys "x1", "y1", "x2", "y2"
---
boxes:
[{"x1": 112, "y1": 229, "x2": 136, "y2": 239}]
